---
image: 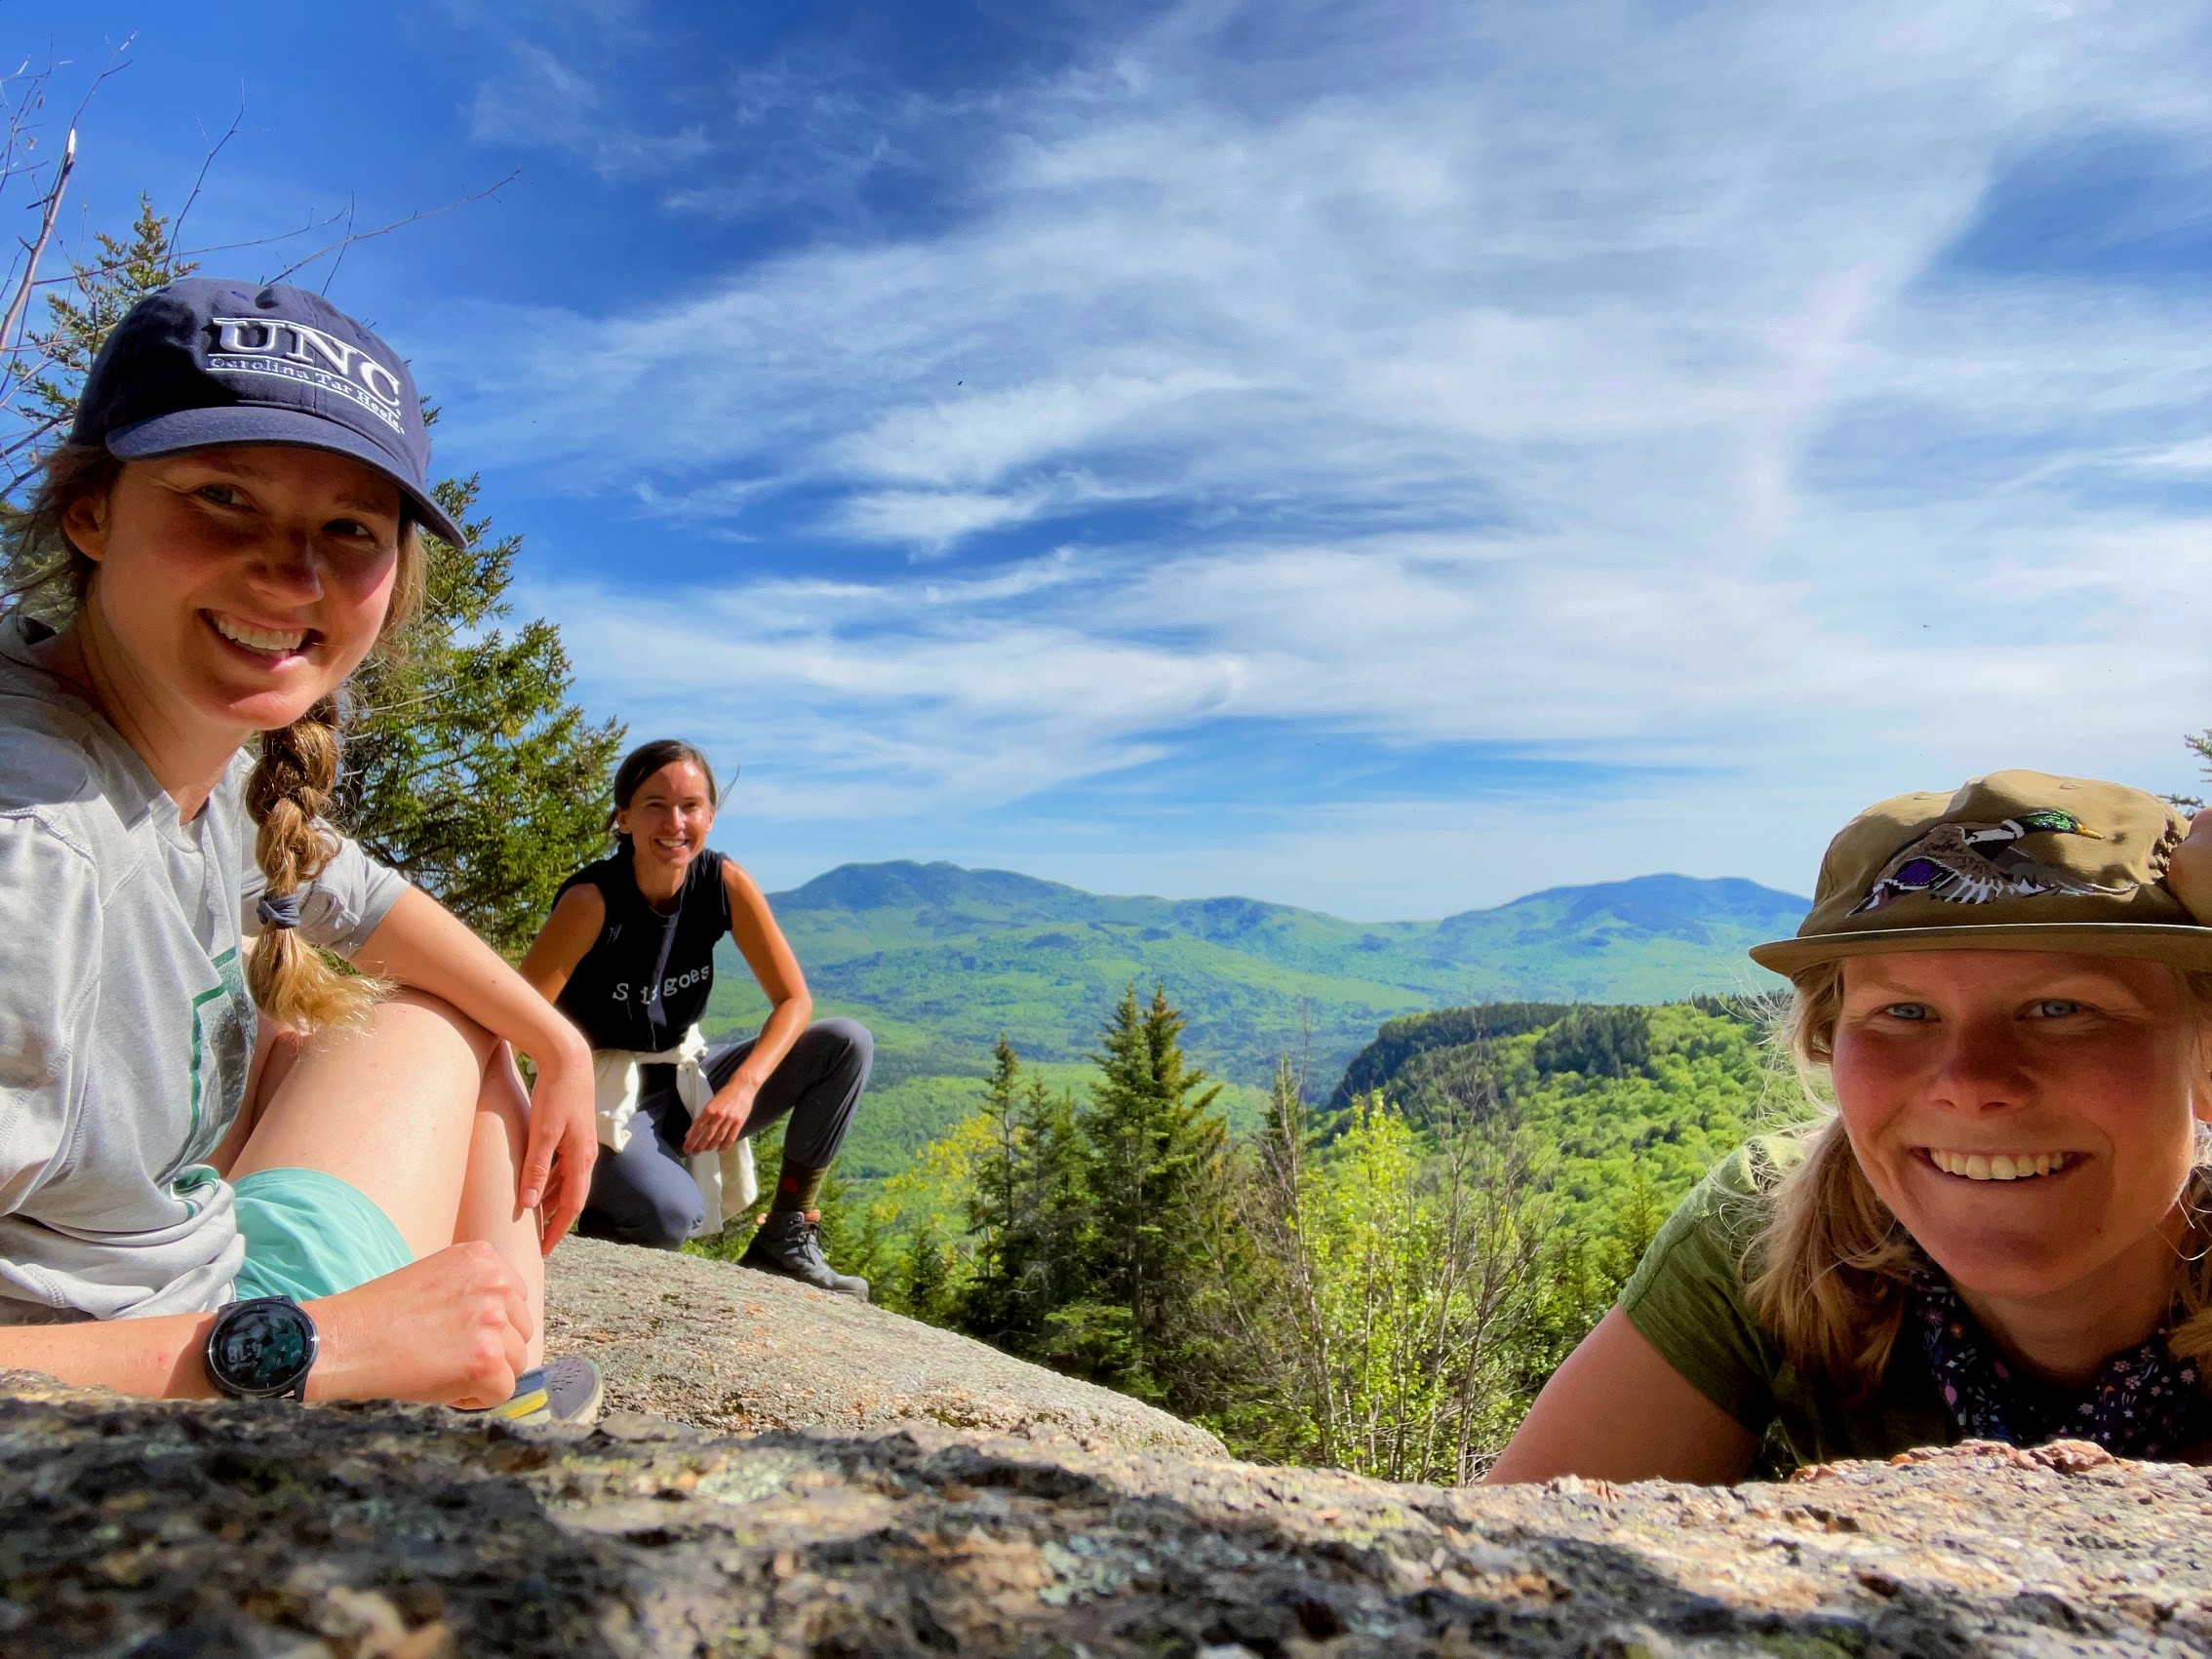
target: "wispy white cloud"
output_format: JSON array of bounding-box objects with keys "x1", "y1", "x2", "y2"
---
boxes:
[
  {"x1": 521, "y1": 570, "x2": 1237, "y2": 823},
  {"x1": 833, "y1": 489, "x2": 1050, "y2": 549},
  {"x1": 2124, "y1": 438, "x2": 2212, "y2": 475},
  {"x1": 469, "y1": 43, "x2": 711, "y2": 178},
  {"x1": 444, "y1": 0, "x2": 2212, "y2": 907},
  {"x1": 832, "y1": 369, "x2": 1250, "y2": 489},
  {"x1": 656, "y1": 51, "x2": 958, "y2": 217}
]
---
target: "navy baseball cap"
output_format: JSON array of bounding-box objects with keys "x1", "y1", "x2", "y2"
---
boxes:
[{"x1": 67, "y1": 277, "x2": 466, "y2": 546}]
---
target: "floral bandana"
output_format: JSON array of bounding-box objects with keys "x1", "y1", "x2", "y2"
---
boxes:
[{"x1": 1910, "y1": 1253, "x2": 2209, "y2": 1459}]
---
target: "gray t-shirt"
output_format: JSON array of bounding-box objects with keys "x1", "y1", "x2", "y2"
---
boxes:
[{"x1": 0, "y1": 614, "x2": 407, "y2": 1323}]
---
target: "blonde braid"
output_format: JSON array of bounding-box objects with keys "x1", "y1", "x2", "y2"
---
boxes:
[{"x1": 245, "y1": 694, "x2": 383, "y2": 1031}]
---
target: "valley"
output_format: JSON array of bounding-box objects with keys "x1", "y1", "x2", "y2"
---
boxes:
[{"x1": 704, "y1": 860, "x2": 1808, "y2": 1175}]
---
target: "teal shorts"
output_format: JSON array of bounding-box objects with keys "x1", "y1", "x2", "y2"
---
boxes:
[{"x1": 232, "y1": 1167, "x2": 415, "y2": 1303}]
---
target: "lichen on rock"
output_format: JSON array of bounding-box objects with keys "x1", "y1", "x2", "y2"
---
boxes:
[{"x1": 6, "y1": 1247, "x2": 2212, "y2": 1655}]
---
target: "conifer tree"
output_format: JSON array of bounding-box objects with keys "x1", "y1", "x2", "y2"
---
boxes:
[
  {"x1": 964, "y1": 1034, "x2": 1026, "y2": 1316},
  {"x1": 1024, "y1": 1078, "x2": 1089, "y2": 1249},
  {"x1": 1054, "y1": 983, "x2": 1234, "y2": 1405},
  {"x1": 896, "y1": 1218, "x2": 956, "y2": 1324},
  {"x1": 3, "y1": 203, "x2": 623, "y2": 953},
  {"x1": 954, "y1": 1035, "x2": 1091, "y2": 1353},
  {"x1": 1002, "y1": 1076, "x2": 1090, "y2": 1346},
  {"x1": 14, "y1": 198, "x2": 191, "y2": 483},
  {"x1": 338, "y1": 469, "x2": 625, "y2": 953}
]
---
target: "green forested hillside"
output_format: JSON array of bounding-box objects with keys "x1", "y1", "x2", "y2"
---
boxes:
[
  {"x1": 744, "y1": 989, "x2": 1800, "y2": 1480},
  {"x1": 703, "y1": 860, "x2": 1806, "y2": 1176},
  {"x1": 1336, "y1": 997, "x2": 1797, "y2": 1234}
]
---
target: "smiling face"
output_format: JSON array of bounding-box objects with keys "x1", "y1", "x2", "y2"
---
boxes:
[
  {"x1": 616, "y1": 758, "x2": 717, "y2": 879},
  {"x1": 62, "y1": 446, "x2": 404, "y2": 743},
  {"x1": 1831, "y1": 950, "x2": 2211, "y2": 1302}
]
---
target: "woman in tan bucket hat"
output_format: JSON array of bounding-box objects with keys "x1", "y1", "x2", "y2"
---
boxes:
[{"x1": 1490, "y1": 770, "x2": 2212, "y2": 1482}]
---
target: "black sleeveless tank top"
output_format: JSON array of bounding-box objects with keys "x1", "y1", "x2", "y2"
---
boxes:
[{"x1": 552, "y1": 849, "x2": 731, "y2": 1052}]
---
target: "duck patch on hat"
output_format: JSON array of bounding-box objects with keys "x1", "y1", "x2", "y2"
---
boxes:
[{"x1": 1850, "y1": 810, "x2": 2134, "y2": 916}]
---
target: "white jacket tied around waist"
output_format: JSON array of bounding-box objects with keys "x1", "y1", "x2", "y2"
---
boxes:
[{"x1": 591, "y1": 1024, "x2": 757, "y2": 1241}]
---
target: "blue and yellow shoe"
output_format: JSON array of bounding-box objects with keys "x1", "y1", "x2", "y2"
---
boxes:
[{"x1": 480, "y1": 1355, "x2": 604, "y2": 1428}]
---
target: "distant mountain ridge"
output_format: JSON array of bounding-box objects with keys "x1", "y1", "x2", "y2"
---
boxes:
[
  {"x1": 770, "y1": 861, "x2": 1807, "y2": 988},
  {"x1": 707, "y1": 861, "x2": 1809, "y2": 1177},
  {"x1": 780, "y1": 859, "x2": 1802, "y2": 934}
]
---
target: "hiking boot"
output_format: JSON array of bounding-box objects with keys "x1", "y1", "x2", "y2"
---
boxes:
[
  {"x1": 482, "y1": 1355, "x2": 605, "y2": 1428},
  {"x1": 740, "y1": 1209, "x2": 870, "y2": 1301}
]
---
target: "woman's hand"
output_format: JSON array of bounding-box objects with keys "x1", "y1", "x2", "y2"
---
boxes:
[
  {"x1": 520, "y1": 1036, "x2": 598, "y2": 1249},
  {"x1": 2169, "y1": 812, "x2": 2212, "y2": 926},
  {"x1": 305, "y1": 1242, "x2": 532, "y2": 1406},
  {"x1": 684, "y1": 1078, "x2": 758, "y2": 1155}
]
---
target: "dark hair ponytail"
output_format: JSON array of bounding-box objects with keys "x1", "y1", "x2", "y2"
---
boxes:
[{"x1": 609, "y1": 739, "x2": 722, "y2": 848}]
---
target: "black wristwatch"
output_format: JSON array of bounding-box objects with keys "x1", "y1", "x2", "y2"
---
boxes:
[{"x1": 204, "y1": 1295, "x2": 319, "y2": 1401}]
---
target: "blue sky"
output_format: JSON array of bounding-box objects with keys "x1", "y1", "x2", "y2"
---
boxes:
[{"x1": 17, "y1": 0, "x2": 2212, "y2": 919}]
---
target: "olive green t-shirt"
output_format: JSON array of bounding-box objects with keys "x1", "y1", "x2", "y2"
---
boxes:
[{"x1": 1620, "y1": 1138, "x2": 1955, "y2": 1472}]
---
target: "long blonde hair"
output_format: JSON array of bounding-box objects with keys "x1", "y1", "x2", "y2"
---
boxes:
[
  {"x1": 13, "y1": 442, "x2": 428, "y2": 1032},
  {"x1": 1747, "y1": 959, "x2": 2212, "y2": 1395}
]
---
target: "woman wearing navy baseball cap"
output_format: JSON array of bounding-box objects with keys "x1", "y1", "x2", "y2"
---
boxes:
[{"x1": 0, "y1": 278, "x2": 599, "y2": 1419}]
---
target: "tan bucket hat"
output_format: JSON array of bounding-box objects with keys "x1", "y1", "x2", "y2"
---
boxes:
[{"x1": 1750, "y1": 769, "x2": 2212, "y2": 977}]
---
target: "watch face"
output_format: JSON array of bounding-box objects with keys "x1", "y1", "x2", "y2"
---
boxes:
[{"x1": 212, "y1": 1300, "x2": 314, "y2": 1395}]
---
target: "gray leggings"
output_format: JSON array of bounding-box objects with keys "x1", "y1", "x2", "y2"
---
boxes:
[{"x1": 575, "y1": 1017, "x2": 872, "y2": 1250}]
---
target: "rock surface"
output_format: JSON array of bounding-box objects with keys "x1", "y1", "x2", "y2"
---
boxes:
[
  {"x1": 543, "y1": 1234, "x2": 1221, "y2": 1458},
  {"x1": 2, "y1": 1369, "x2": 2209, "y2": 1657}
]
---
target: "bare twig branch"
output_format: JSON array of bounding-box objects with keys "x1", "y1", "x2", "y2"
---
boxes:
[
  {"x1": 320, "y1": 191, "x2": 358, "y2": 296},
  {"x1": 20, "y1": 166, "x2": 517, "y2": 301},
  {"x1": 0, "y1": 34, "x2": 130, "y2": 419},
  {"x1": 0, "y1": 404, "x2": 67, "y2": 466},
  {"x1": 25, "y1": 170, "x2": 501, "y2": 300},
  {"x1": 0, "y1": 60, "x2": 59, "y2": 200},
  {"x1": 18, "y1": 203, "x2": 349, "y2": 295},
  {"x1": 0, "y1": 125, "x2": 74, "y2": 356},
  {"x1": 264, "y1": 170, "x2": 518, "y2": 285},
  {"x1": 170, "y1": 89, "x2": 248, "y2": 250},
  {"x1": 53, "y1": 36, "x2": 131, "y2": 159}
]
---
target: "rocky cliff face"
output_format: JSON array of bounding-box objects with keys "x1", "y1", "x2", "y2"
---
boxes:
[{"x1": 3, "y1": 1247, "x2": 2208, "y2": 1656}]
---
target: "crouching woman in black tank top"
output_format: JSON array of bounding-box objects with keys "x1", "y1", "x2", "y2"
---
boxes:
[{"x1": 520, "y1": 739, "x2": 871, "y2": 1297}]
